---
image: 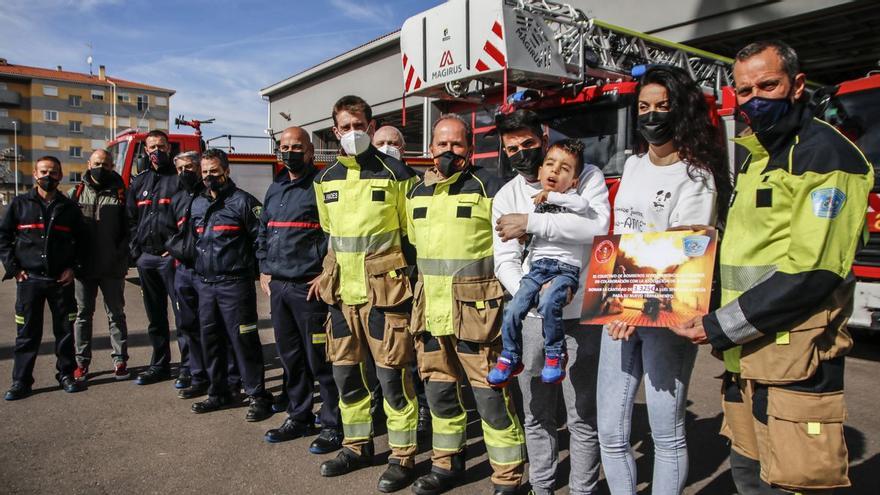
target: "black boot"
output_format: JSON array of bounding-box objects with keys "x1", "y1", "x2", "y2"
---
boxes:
[
  {"x1": 309, "y1": 427, "x2": 343, "y2": 454},
  {"x1": 192, "y1": 394, "x2": 233, "y2": 414},
  {"x1": 177, "y1": 383, "x2": 209, "y2": 399},
  {"x1": 264, "y1": 417, "x2": 316, "y2": 443},
  {"x1": 412, "y1": 451, "x2": 465, "y2": 495},
  {"x1": 378, "y1": 463, "x2": 415, "y2": 493},
  {"x1": 4, "y1": 381, "x2": 31, "y2": 401},
  {"x1": 246, "y1": 394, "x2": 274, "y2": 422},
  {"x1": 492, "y1": 483, "x2": 519, "y2": 495},
  {"x1": 320, "y1": 443, "x2": 374, "y2": 477}
]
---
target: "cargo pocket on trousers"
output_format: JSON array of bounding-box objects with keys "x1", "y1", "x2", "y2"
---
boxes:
[
  {"x1": 765, "y1": 387, "x2": 849, "y2": 490},
  {"x1": 719, "y1": 373, "x2": 759, "y2": 459},
  {"x1": 451, "y1": 278, "x2": 504, "y2": 343},
  {"x1": 378, "y1": 312, "x2": 414, "y2": 368},
  {"x1": 364, "y1": 249, "x2": 412, "y2": 308},
  {"x1": 740, "y1": 310, "x2": 827, "y2": 384},
  {"x1": 317, "y1": 251, "x2": 341, "y2": 305},
  {"x1": 325, "y1": 309, "x2": 354, "y2": 363}
]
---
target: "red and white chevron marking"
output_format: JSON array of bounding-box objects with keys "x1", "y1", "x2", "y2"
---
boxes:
[
  {"x1": 475, "y1": 20, "x2": 506, "y2": 72},
  {"x1": 402, "y1": 53, "x2": 423, "y2": 92}
]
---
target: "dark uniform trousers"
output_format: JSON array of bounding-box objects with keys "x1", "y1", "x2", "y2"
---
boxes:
[
  {"x1": 196, "y1": 277, "x2": 266, "y2": 398},
  {"x1": 136, "y1": 252, "x2": 190, "y2": 373},
  {"x1": 174, "y1": 265, "x2": 242, "y2": 390},
  {"x1": 14, "y1": 277, "x2": 77, "y2": 385},
  {"x1": 269, "y1": 279, "x2": 340, "y2": 427}
]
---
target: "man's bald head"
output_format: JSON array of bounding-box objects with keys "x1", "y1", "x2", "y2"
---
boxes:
[
  {"x1": 277, "y1": 126, "x2": 314, "y2": 176},
  {"x1": 88, "y1": 149, "x2": 114, "y2": 170},
  {"x1": 373, "y1": 126, "x2": 405, "y2": 149},
  {"x1": 279, "y1": 126, "x2": 312, "y2": 147}
]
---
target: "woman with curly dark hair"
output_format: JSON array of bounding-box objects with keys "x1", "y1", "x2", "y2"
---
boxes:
[{"x1": 596, "y1": 65, "x2": 730, "y2": 494}]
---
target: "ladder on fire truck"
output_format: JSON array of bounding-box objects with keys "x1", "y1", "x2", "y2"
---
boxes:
[{"x1": 517, "y1": 0, "x2": 734, "y2": 93}]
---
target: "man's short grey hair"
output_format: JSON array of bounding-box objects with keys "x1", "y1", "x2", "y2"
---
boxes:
[
  {"x1": 174, "y1": 150, "x2": 200, "y2": 164},
  {"x1": 736, "y1": 40, "x2": 800, "y2": 81},
  {"x1": 431, "y1": 114, "x2": 473, "y2": 145},
  {"x1": 384, "y1": 126, "x2": 406, "y2": 147}
]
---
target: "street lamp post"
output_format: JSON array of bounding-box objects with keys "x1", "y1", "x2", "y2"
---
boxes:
[{"x1": 12, "y1": 119, "x2": 18, "y2": 197}]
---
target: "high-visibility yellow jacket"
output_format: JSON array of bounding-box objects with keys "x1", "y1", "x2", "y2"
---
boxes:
[
  {"x1": 314, "y1": 147, "x2": 418, "y2": 306},
  {"x1": 702, "y1": 103, "x2": 873, "y2": 373},
  {"x1": 406, "y1": 167, "x2": 503, "y2": 337}
]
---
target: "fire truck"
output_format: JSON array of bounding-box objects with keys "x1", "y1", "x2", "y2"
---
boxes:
[
  {"x1": 104, "y1": 116, "x2": 281, "y2": 200},
  {"x1": 814, "y1": 72, "x2": 880, "y2": 331}
]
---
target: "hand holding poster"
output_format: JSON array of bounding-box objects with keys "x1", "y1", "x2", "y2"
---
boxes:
[{"x1": 580, "y1": 230, "x2": 717, "y2": 327}]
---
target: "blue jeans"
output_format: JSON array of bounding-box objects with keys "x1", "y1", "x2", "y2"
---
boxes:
[
  {"x1": 596, "y1": 327, "x2": 698, "y2": 495},
  {"x1": 501, "y1": 257, "x2": 580, "y2": 362}
]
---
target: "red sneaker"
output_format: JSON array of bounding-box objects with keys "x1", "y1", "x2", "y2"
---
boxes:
[
  {"x1": 73, "y1": 365, "x2": 88, "y2": 382},
  {"x1": 114, "y1": 362, "x2": 130, "y2": 381}
]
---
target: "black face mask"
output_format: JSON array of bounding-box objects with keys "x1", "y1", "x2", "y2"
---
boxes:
[
  {"x1": 637, "y1": 111, "x2": 674, "y2": 145},
  {"x1": 89, "y1": 167, "x2": 111, "y2": 186},
  {"x1": 435, "y1": 151, "x2": 467, "y2": 178},
  {"x1": 279, "y1": 151, "x2": 307, "y2": 174},
  {"x1": 736, "y1": 96, "x2": 793, "y2": 135},
  {"x1": 148, "y1": 150, "x2": 172, "y2": 171},
  {"x1": 178, "y1": 170, "x2": 200, "y2": 191},
  {"x1": 508, "y1": 147, "x2": 543, "y2": 181},
  {"x1": 37, "y1": 176, "x2": 60, "y2": 192},
  {"x1": 204, "y1": 175, "x2": 226, "y2": 192}
]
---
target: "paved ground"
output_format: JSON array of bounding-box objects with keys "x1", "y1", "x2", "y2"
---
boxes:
[{"x1": 0, "y1": 272, "x2": 878, "y2": 494}]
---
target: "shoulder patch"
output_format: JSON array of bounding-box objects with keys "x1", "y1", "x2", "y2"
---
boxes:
[{"x1": 810, "y1": 187, "x2": 847, "y2": 219}]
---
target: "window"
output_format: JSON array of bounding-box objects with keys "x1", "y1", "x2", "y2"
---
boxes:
[
  {"x1": 155, "y1": 96, "x2": 167, "y2": 106},
  {"x1": 117, "y1": 117, "x2": 130, "y2": 128},
  {"x1": 137, "y1": 95, "x2": 148, "y2": 112},
  {"x1": 44, "y1": 110, "x2": 59, "y2": 122},
  {"x1": 91, "y1": 115, "x2": 104, "y2": 126},
  {"x1": 0, "y1": 109, "x2": 7, "y2": 117},
  {"x1": 91, "y1": 139, "x2": 105, "y2": 150},
  {"x1": 0, "y1": 83, "x2": 7, "y2": 90},
  {"x1": 69, "y1": 146, "x2": 82, "y2": 158},
  {"x1": 107, "y1": 140, "x2": 128, "y2": 175},
  {"x1": 69, "y1": 120, "x2": 82, "y2": 133},
  {"x1": 118, "y1": 93, "x2": 130, "y2": 103},
  {"x1": 69, "y1": 171, "x2": 82, "y2": 182},
  {"x1": 45, "y1": 137, "x2": 59, "y2": 148},
  {"x1": 154, "y1": 119, "x2": 168, "y2": 130},
  {"x1": 137, "y1": 118, "x2": 148, "y2": 129},
  {"x1": 91, "y1": 89, "x2": 105, "y2": 100},
  {"x1": 43, "y1": 85, "x2": 58, "y2": 96},
  {"x1": 0, "y1": 135, "x2": 9, "y2": 146},
  {"x1": 69, "y1": 95, "x2": 82, "y2": 107}
]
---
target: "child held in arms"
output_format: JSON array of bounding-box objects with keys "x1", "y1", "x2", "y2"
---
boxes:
[{"x1": 488, "y1": 139, "x2": 589, "y2": 387}]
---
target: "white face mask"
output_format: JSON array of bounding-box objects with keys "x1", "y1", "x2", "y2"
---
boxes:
[
  {"x1": 377, "y1": 144, "x2": 401, "y2": 160},
  {"x1": 339, "y1": 130, "x2": 372, "y2": 156}
]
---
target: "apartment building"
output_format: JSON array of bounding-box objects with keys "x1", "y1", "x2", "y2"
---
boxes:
[{"x1": 0, "y1": 58, "x2": 174, "y2": 189}]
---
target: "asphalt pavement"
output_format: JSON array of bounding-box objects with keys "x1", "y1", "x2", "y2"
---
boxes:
[{"x1": 0, "y1": 272, "x2": 878, "y2": 494}]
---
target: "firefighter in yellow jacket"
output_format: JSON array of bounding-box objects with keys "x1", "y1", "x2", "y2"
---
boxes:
[
  {"x1": 313, "y1": 95, "x2": 419, "y2": 493},
  {"x1": 407, "y1": 114, "x2": 525, "y2": 495},
  {"x1": 671, "y1": 41, "x2": 873, "y2": 494}
]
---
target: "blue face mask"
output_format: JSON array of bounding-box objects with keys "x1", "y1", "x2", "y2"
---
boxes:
[{"x1": 737, "y1": 96, "x2": 792, "y2": 134}]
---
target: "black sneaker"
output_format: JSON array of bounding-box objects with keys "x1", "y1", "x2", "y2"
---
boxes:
[
  {"x1": 136, "y1": 368, "x2": 171, "y2": 385},
  {"x1": 246, "y1": 395, "x2": 274, "y2": 422},
  {"x1": 177, "y1": 383, "x2": 209, "y2": 400},
  {"x1": 378, "y1": 463, "x2": 415, "y2": 493},
  {"x1": 192, "y1": 394, "x2": 233, "y2": 414},
  {"x1": 174, "y1": 372, "x2": 192, "y2": 390},
  {"x1": 309, "y1": 427, "x2": 343, "y2": 454},
  {"x1": 60, "y1": 375, "x2": 85, "y2": 394},
  {"x1": 320, "y1": 443, "x2": 374, "y2": 477},
  {"x1": 4, "y1": 382, "x2": 31, "y2": 401},
  {"x1": 265, "y1": 417, "x2": 317, "y2": 443}
]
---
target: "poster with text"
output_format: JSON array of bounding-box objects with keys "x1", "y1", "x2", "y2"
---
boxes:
[{"x1": 580, "y1": 230, "x2": 717, "y2": 327}]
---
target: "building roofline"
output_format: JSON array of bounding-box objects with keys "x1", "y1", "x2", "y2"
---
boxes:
[
  {"x1": 260, "y1": 30, "x2": 400, "y2": 97},
  {"x1": 0, "y1": 62, "x2": 175, "y2": 95}
]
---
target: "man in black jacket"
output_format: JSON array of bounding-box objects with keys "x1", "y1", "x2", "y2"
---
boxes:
[
  {"x1": 257, "y1": 126, "x2": 341, "y2": 451},
  {"x1": 126, "y1": 130, "x2": 191, "y2": 387},
  {"x1": 0, "y1": 156, "x2": 87, "y2": 399},
  {"x1": 189, "y1": 148, "x2": 273, "y2": 422},
  {"x1": 70, "y1": 149, "x2": 130, "y2": 382}
]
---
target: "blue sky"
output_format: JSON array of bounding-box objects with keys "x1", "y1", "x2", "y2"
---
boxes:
[{"x1": 1, "y1": 0, "x2": 442, "y2": 152}]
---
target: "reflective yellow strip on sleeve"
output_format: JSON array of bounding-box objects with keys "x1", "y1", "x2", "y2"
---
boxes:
[
  {"x1": 14, "y1": 315, "x2": 25, "y2": 324},
  {"x1": 775, "y1": 331, "x2": 790, "y2": 345},
  {"x1": 807, "y1": 422, "x2": 821, "y2": 435},
  {"x1": 312, "y1": 333, "x2": 327, "y2": 345},
  {"x1": 239, "y1": 323, "x2": 258, "y2": 334}
]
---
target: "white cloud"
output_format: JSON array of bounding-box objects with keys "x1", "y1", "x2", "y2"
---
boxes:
[{"x1": 329, "y1": 0, "x2": 396, "y2": 27}]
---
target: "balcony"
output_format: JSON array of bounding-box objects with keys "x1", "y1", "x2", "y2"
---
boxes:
[
  {"x1": 0, "y1": 117, "x2": 19, "y2": 132},
  {"x1": 0, "y1": 89, "x2": 21, "y2": 106}
]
